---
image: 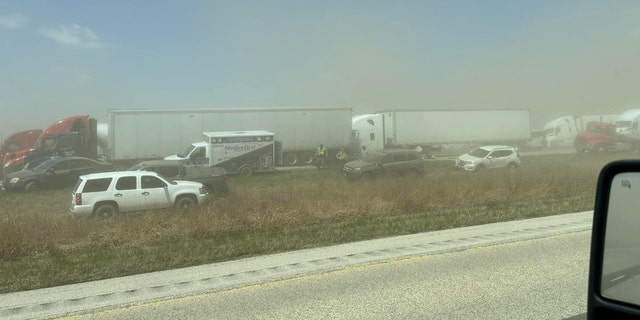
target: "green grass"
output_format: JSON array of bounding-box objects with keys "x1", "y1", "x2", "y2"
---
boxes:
[{"x1": 0, "y1": 151, "x2": 636, "y2": 293}]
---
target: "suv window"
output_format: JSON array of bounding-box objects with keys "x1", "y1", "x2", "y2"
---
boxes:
[
  {"x1": 141, "y1": 175, "x2": 166, "y2": 189},
  {"x1": 116, "y1": 176, "x2": 137, "y2": 190},
  {"x1": 82, "y1": 178, "x2": 113, "y2": 193}
]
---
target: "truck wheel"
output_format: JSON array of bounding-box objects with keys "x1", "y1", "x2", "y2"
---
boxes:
[
  {"x1": 94, "y1": 203, "x2": 118, "y2": 218},
  {"x1": 24, "y1": 181, "x2": 40, "y2": 192},
  {"x1": 238, "y1": 166, "x2": 253, "y2": 176},
  {"x1": 175, "y1": 196, "x2": 197, "y2": 211},
  {"x1": 283, "y1": 153, "x2": 298, "y2": 166},
  {"x1": 475, "y1": 165, "x2": 485, "y2": 172},
  {"x1": 300, "y1": 152, "x2": 315, "y2": 165}
]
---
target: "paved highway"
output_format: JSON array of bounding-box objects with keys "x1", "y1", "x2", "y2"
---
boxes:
[
  {"x1": 62, "y1": 231, "x2": 590, "y2": 320},
  {"x1": 0, "y1": 212, "x2": 592, "y2": 320}
]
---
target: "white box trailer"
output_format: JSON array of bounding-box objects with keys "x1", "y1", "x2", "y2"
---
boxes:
[
  {"x1": 107, "y1": 107, "x2": 353, "y2": 166},
  {"x1": 352, "y1": 109, "x2": 532, "y2": 153}
]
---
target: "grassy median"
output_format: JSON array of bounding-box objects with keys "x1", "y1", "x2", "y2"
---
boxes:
[{"x1": 0, "y1": 151, "x2": 634, "y2": 293}]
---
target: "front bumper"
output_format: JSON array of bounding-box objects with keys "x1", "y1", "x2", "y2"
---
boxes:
[{"x1": 454, "y1": 160, "x2": 476, "y2": 171}]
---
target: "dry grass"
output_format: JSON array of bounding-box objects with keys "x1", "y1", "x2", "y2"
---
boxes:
[
  {"x1": 0, "y1": 156, "x2": 600, "y2": 260},
  {"x1": 0, "y1": 151, "x2": 632, "y2": 292}
]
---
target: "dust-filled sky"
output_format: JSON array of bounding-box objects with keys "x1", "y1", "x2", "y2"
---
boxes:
[{"x1": 1, "y1": 0, "x2": 639, "y2": 139}]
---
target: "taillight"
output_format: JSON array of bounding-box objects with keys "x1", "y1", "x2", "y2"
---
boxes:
[{"x1": 75, "y1": 193, "x2": 82, "y2": 205}]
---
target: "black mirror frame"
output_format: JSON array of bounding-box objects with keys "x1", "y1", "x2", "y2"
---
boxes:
[{"x1": 588, "y1": 159, "x2": 640, "y2": 319}]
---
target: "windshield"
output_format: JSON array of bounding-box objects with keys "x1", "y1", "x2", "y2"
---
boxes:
[
  {"x1": 177, "y1": 144, "x2": 195, "y2": 158},
  {"x1": 468, "y1": 148, "x2": 490, "y2": 158}
]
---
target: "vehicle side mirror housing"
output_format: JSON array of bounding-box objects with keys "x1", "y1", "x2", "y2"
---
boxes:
[{"x1": 588, "y1": 160, "x2": 640, "y2": 319}]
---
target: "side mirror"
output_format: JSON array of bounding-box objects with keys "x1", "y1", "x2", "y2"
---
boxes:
[
  {"x1": 588, "y1": 160, "x2": 640, "y2": 319},
  {"x1": 487, "y1": 156, "x2": 493, "y2": 159}
]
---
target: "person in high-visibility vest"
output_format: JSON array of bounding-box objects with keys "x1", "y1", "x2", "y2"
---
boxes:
[{"x1": 315, "y1": 144, "x2": 327, "y2": 169}]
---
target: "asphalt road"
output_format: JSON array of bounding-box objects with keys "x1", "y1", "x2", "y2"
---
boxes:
[
  {"x1": 0, "y1": 211, "x2": 592, "y2": 320},
  {"x1": 63, "y1": 230, "x2": 590, "y2": 320}
]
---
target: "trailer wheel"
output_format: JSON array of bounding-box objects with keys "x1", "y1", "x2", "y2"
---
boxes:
[
  {"x1": 238, "y1": 166, "x2": 254, "y2": 176},
  {"x1": 300, "y1": 152, "x2": 315, "y2": 165},
  {"x1": 283, "y1": 153, "x2": 298, "y2": 166}
]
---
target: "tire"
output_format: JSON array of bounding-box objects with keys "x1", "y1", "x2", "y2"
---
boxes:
[
  {"x1": 93, "y1": 203, "x2": 118, "y2": 218},
  {"x1": 238, "y1": 166, "x2": 254, "y2": 176},
  {"x1": 475, "y1": 165, "x2": 485, "y2": 172},
  {"x1": 23, "y1": 181, "x2": 40, "y2": 192},
  {"x1": 508, "y1": 162, "x2": 517, "y2": 170},
  {"x1": 283, "y1": 153, "x2": 298, "y2": 166},
  {"x1": 175, "y1": 196, "x2": 197, "y2": 211},
  {"x1": 300, "y1": 152, "x2": 315, "y2": 165}
]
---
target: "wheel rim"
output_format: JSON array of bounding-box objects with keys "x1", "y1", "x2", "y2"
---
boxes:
[
  {"x1": 284, "y1": 153, "x2": 298, "y2": 166},
  {"x1": 177, "y1": 198, "x2": 195, "y2": 210},
  {"x1": 25, "y1": 182, "x2": 38, "y2": 192},
  {"x1": 300, "y1": 152, "x2": 314, "y2": 164},
  {"x1": 239, "y1": 167, "x2": 253, "y2": 176},
  {"x1": 97, "y1": 205, "x2": 116, "y2": 218}
]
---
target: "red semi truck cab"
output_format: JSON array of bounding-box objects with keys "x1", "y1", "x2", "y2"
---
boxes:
[
  {"x1": 574, "y1": 121, "x2": 617, "y2": 152},
  {"x1": 1, "y1": 129, "x2": 43, "y2": 171},
  {"x1": 2, "y1": 115, "x2": 97, "y2": 176}
]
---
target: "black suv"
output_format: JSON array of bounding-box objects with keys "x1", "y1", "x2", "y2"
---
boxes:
[
  {"x1": 342, "y1": 149, "x2": 425, "y2": 180},
  {"x1": 128, "y1": 160, "x2": 229, "y2": 195}
]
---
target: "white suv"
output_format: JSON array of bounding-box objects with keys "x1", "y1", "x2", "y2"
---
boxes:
[
  {"x1": 70, "y1": 171, "x2": 210, "y2": 217},
  {"x1": 455, "y1": 145, "x2": 521, "y2": 172}
]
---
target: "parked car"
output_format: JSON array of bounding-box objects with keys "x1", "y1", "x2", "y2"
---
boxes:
[
  {"x1": 128, "y1": 160, "x2": 229, "y2": 195},
  {"x1": 3, "y1": 156, "x2": 113, "y2": 192},
  {"x1": 70, "y1": 171, "x2": 210, "y2": 217},
  {"x1": 455, "y1": 145, "x2": 521, "y2": 172},
  {"x1": 342, "y1": 149, "x2": 424, "y2": 181}
]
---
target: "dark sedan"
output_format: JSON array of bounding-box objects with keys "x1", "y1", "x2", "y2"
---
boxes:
[{"x1": 3, "y1": 156, "x2": 113, "y2": 192}]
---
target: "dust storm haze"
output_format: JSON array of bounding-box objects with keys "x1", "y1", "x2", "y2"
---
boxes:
[{"x1": 2, "y1": 1, "x2": 640, "y2": 138}]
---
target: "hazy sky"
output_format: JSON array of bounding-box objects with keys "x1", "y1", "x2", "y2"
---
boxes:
[{"x1": 1, "y1": 0, "x2": 639, "y2": 139}]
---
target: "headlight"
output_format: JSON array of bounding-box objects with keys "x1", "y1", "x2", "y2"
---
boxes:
[
  {"x1": 353, "y1": 167, "x2": 362, "y2": 172},
  {"x1": 10, "y1": 177, "x2": 20, "y2": 183}
]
